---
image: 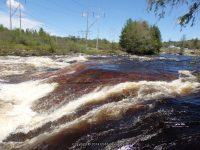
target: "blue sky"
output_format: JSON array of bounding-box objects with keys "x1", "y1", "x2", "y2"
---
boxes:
[{"x1": 0, "y1": 0, "x2": 200, "y2": 42}]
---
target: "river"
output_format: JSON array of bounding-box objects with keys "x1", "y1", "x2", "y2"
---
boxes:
[{"x1": 0, "y1": 54, "x2": 200, "y2": 150}]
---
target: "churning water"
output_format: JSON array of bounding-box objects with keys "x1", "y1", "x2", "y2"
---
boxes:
[{"x1": 0, "y1": 54, "x2": 200, "y2": 150}]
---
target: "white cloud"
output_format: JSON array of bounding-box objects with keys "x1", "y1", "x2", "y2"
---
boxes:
[
  {"x1": 1, "y1": 1, "x2": 62, "y2": 36},
  {"x1": 6, "y1": 0, "x2": 24, "y2": 10},
  {"x1": 0, "y1": 11, "x2": 60, "y2": 36},
  {"x1": 0, "y1": 11, "x2": 43, "y2": 30}
]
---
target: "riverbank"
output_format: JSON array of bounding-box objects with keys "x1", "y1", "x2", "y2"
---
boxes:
[
  {"x1": 161, "y1": 47, "x2": 200, "y2": 56},
  {"x1": 0, "y1": 48, "x2": 125, "y2": 56}
]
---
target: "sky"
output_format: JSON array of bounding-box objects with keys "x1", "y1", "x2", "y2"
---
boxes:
[{"x1": 0, "y1": 0, "x2": 200, "y2": 42}]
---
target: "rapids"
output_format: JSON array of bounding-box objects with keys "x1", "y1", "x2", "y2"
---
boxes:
[{"x1": 0, "y1": 54, "x2": 200, "y2": 150}]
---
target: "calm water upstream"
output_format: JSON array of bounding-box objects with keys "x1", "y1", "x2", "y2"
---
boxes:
[{"x1": 0, "y1": 54, "x2": 200, "y2": 150}]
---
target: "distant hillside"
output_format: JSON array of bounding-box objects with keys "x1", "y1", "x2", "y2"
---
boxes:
[{"x1": 0, "y1": 25, "x2": 120, "y2": 56}]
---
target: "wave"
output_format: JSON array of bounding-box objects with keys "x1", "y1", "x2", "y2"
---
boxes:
[
  {"x1": 0, "y1": 80, "x2": 58, "y2": 142},
  {"x1": 0, "y1": 55, "x2": 88, "y2": 78},
  {"x1": 0, "y1": 70, "x2": 199, "y2": 149}
]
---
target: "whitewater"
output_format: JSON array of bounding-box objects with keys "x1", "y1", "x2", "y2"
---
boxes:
[{"x1": 0, "y1": 54, "x2": 200, "y2": 150}]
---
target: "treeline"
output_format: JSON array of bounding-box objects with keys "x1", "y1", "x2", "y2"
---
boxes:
[
  {"x1": 163, "y1": 38, "x2": 200, "y2": 50},
  {"x1": 0, "y1": 25, "x2": 120, "y2": 56}
]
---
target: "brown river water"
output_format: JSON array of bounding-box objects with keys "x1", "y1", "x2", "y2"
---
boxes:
[{"x1": 0, "y1": 54, "x2": 200, "y2": 150}]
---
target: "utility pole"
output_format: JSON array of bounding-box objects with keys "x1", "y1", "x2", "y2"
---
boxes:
[
  {"x1": 96, "y1": 28, "x2": 99, "y2": 50},
  {"x1": 19, "y1": 3, "x2": 22, "y2": 31},
  {"x1": 95, "y1": 10, "x2": 105, "y2": 50},
  {"x1": 9, "y1": 0, "x2": 12, "y2": 30},
  {"x1": 82, "y1": 9, "x2": 105, "y2": 50},
  {"x1": 85, "y1": 10, "x2": 89, "y2": 49},
  {"x1": 8, "y1": 0, "x2": 24, "y2": 31},
  {"x1": 82, "y1": 10, "x2": 91, "y2": 49}
]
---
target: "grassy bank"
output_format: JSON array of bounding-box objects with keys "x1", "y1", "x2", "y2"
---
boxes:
[{"x1": 0, "y1": 25, "x2": 121, "y2": 56}]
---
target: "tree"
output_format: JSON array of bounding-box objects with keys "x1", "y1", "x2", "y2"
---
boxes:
[
  {"x1": 151, "y1": 25, "x2": 162, "y2": 53},
  {"x1": 0, "y1": 25, "x2": 7, "y2": 31},
  {"x1": 147, "y1": 0, "x2": 200, "y2": 27},
  {"x1": 192, "y1": 38, "x2": 199, "y2": 50},
  {"x1": 119, "y1": 19, "x2": 162, "y2": 55},
  {"x1": 180, "y1": 34, "x2": 186, "y2": 54}
]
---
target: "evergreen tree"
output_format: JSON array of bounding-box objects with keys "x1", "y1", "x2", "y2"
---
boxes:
[
  {"x1": 119, "y1": 19, "x2": 162, "y2": 55},
  {"x1": 180, "y1": 34, "x2": 186, "y2": 55},
  {"x1": 193, "y1": 38, "x2": 199, "y2": 50},
  {"x1": 151, "y1": 25, "x2": 162, "y2": 53}
]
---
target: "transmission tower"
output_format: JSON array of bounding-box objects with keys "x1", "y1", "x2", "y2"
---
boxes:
[
  {"x1": 81, "y1": 9, "x2": 105, "y2": 49},
  {"x1": 8, "y1": 0, "x2": 24, "y2": 30},
  {"x1": 81, "y1": 10, "x2": 91, "y2": 49},
  {"x1": 9, "y1": 0, "x2": 12, "y2": 30},
  {"x1": 94, "y1": 9, "x2": 105, "y2": 50}
]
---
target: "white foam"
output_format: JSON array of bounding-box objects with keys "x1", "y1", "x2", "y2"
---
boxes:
[
  {"x1": 0, "y1": 79, "x2": 6, "y2": 82},
  {"x1": 1, "y1": 70, "x2": 200, "y2": 149},
  {"x1": 128, "y1": 55, "x2": 153, "y2": 61},
  {"x1": 129, "y1": 55, "x2": 179, "y2": 61},
  {"x1": 0, "y1": 80, "x2": 58, "y2": 142},
  {"x1": 159, "y1": 57, "x2": 179, "y2": 61},
  {"x1": 61, "y1": 55, "x2": 88, "y2": 63},
  {"x1": 27, "y1": 57, "x2": 64, "y2": 68},
  {"x1": 0, "y1": 55, "x2": 88, "y2": 79},
  {"x1": 178, "y1": 70, "x2": 197, "y2": 81},
  {"x1": 0, "y1": 55, "x2": 88, "y2": 69},
  {"x1": 15, "y1": 70, "x2": 200, "y2": 134},
  {"x1": 0, "y1": 70, "x2": 25, "y2": 76}
]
